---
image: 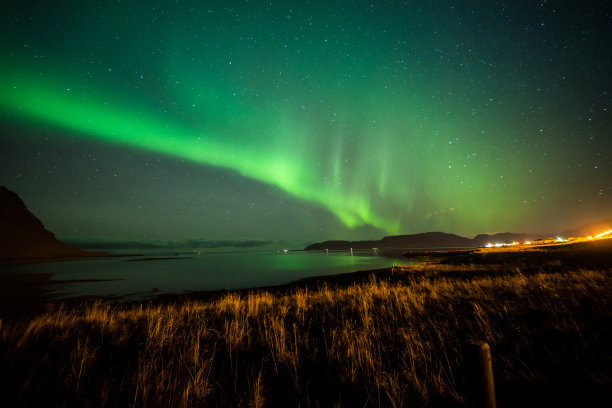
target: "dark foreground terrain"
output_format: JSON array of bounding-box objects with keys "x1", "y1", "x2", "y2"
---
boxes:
[{"x1": 0, "y1": 240, "x2": 610, "y2": 407}]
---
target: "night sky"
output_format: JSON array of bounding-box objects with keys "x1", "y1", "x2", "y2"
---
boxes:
[{"x1": 1, "y1": 1, "x2": 610, "y2": 249}]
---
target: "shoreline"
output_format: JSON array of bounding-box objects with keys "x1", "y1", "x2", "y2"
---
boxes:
[
  {"x1": 1, "y1": 242, "x2": 610, "y2": 407},
  {"x1": 0, "y1": 239, "x2": 610, "y2": 406},
  {"x1": 1, "y1": 238, "x2": 610, "y2": 320}
]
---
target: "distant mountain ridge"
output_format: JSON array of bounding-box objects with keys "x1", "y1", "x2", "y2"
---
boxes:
[
  {"x1": 304, "y1": 217, "x2": 612, "y2": 251},
  {"x1": 304, "y1": 231, "x2": 544, "y2": 251},
  {"x1": 0, "y1": 186, "x2": 107, "y2": 260}
]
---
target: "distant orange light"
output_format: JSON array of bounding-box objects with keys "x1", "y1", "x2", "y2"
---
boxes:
[{"x1": 595, "y1": 229, "x2": 612, "y2": 239}]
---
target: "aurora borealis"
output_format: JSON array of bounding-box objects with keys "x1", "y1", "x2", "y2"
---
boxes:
[{"x1": 0, "y1": 1, "x2": 610, "y2": 246}]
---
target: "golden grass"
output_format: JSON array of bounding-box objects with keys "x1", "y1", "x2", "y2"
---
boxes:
[{"x1": 1, "y1": 264, "x2": 611, "y2": 407}]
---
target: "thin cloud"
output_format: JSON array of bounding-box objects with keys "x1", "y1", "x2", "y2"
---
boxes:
[{"x1": 65, "y1": 238, "x2": 275, "y2": 250}]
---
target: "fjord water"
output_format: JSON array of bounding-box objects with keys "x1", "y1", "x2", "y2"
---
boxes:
[{"x1": 4, "y1": 250, "x2": 408, "y2": 300}]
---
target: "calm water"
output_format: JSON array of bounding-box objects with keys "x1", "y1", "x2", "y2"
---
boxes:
[{"x1": 2, "y1": 250, "x2": 410, "y2": 300}]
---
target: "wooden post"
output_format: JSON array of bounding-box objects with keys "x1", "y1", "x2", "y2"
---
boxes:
[{"x1": 465, "y1": 340, "x2": 496, "y2": 408}]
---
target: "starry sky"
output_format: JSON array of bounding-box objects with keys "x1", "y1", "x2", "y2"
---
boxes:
[{"x1": 0, "y1": 0, "x2": 610, "y2": 249}]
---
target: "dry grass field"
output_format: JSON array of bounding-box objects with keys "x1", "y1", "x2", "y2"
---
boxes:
[{"x1": 0, "y1": 240, "x2": 611, "y2": 407}]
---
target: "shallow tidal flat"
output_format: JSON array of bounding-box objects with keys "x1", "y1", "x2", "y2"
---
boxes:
[{"x1": 1, "y1": 242, "x2": 611, "y2": 407}]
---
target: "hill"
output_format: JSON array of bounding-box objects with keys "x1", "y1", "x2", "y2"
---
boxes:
[
  {"x1": 471, "y1": 232, "x2": 541, "y2": 246},
  {"x1": 305, "y1": 232, "x2": 475, "y2": 250},
  {"x1": 305, "y1": 231, "x2": 543, "y2": 251},
  {"x1": 304, "y1": 218, "x2": 612, "y2": 251},
  {"x1": 0, "y1": 186, "x2": 108, "y2": 261}
]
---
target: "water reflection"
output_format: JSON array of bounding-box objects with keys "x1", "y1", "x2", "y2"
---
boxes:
[{"x1": 3, "y1": 250, "x2": 409, "y2": 300}]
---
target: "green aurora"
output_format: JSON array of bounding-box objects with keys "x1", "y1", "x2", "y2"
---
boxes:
[
  {"x1": 1, "y1": 1, "x2": 610, "y2": 241},
  {"x1": 1, "y1": 69, "x2": 401, "y2": 233}
]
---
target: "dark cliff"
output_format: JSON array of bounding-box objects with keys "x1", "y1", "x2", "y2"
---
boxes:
[{"x1": 0, "y1": 186, "x2": 108, "y2": 260}]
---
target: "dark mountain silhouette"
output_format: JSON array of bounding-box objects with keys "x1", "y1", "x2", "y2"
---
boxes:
[
  {"x1": 305, "y1": 232, "x2": 475, "y2": 250},
  {"x1": 0, "y1": 186, "x2": 108, "y2": 261},
  {"x1": 305, "y1": 217, "x2": 612, "y2": 251},
  {"x1": 471, "y1": 232, "x2": 541, "y2": 246},
  {"x1": 379, "y1": 232, "x2": 475, "y2": 248},
  {"x1": 305, "y1": 231, "x2": 543, "y2": 251}
]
